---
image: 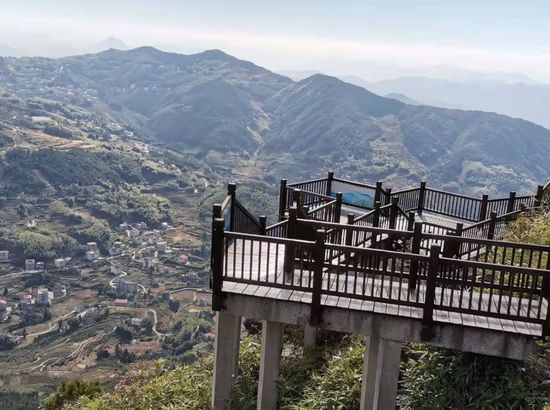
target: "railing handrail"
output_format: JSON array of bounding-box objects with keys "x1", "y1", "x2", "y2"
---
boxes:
[
  {"x1": 288, "y1": 187, "x2": 334, "y2": 202},
  {"x1": 234, "y1": 198, "x2": 262, "y2": 229},
  {"x1": 225, "y1": 230, "x2": 314, "y2": 246},
  {"x1": 354, "y1": 209, "x2": 375, "y2": 223},
  {"x1": 331, "y1": 177, "x2": 377, "y2": 190},
  {"x1": 439, "y1": 253, "x2": 550, "y2": 275},
  {"x1": 287, "y1": 177, "x2": 329, "y2": 188},
  {"x1": 296, "y1": 218, "x2": 414, "y2": 238},
  {"x1": 307, "y1": 198, "x2": 337, "y2": 214},
  {"x1": 265, "y1": 219, "x2": 288, "y2": 231},
  {"x1": 391, "y1": 187, "x2": 421, "y2": 196},
  {"x1": 221, "y1": 194, "x2": 232, "y2": 212},
  {"x1": 424, "y1": 187, "x2": 482, "y2": 202}
]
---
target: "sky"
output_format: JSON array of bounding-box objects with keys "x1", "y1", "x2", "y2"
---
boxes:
[{"x1": 1, "y1": 0, "x2": 550, "y2": 82}]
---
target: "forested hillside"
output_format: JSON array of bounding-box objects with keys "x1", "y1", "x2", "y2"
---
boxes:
[{"x1": 2, "y1": 48, "x2": 550, "y2": 194}]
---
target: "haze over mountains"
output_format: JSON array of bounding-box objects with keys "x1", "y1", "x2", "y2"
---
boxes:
[
  {"x1": 283, "y1": 70, "x2": 550, "y2": 130},
  {"x1": 1, "y1": 46, "x2": 549, "y2": 195}
]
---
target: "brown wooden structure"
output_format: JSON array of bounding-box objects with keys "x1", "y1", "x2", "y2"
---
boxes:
[{"x1": 210, "y1": 172, "x2": 548, "y2": 409}]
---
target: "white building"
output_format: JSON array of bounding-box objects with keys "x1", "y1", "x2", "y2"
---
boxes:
[
  {"x1": 109, "y1": 241, "x2": 124, "y2": 256},
  {"x1": 25, "y1": 259, "x2": 35, "y2": 272},
  {"x1": 110, "y1": 263, "x2": 122, "y2": 275},
  {"x1": 85, "y1": 250, "x2": 98, "y2": 261},
  {"x1": 86, "y1": 242, "x2": 98, "y2": 252},
  {"x1": 54, "y1": 258, "x2": 66, "y2": 268},
  {"x1": 0, "y1": 250, "x2": 9, "y2": 262},
  {"x1": 36, "y1": 288, "x2": 49, "y2": 305},
  {"x1": 53, "y1": 284, "x2": 66, "y2": 298},
  {"x1": 35, "y1": 262, "x2": 45, "y2": 272},
  {"x1": 136, "y1": 222, "x2": 148, "y2": 231}
]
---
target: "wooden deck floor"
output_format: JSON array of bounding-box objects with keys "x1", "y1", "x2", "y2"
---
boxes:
[{"x1": 223, "y1": 240, "x2": 545, "y2": 337}]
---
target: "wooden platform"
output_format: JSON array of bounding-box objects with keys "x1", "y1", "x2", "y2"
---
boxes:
[{"x1": 222, "y1": 240, "x2": 545, "y2": 337}]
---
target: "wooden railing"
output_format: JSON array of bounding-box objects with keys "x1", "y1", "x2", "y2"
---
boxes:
[
  {"x1": 211, "y1": 220, "x2": 550, "y2": 335},
  {"x1": 282, "y1": 172, "x2": 544, "y2": 224},
  {"x1": 265, "y1": 220, "x2": 288, "y2": 238}
]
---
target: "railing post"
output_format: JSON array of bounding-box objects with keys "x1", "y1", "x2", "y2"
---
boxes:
[
  {"x1": 543, "y1": 246, "x2": 550, "y2": 336},
  {"x1": 284, "y1": 208, "x2": 298, "y2": 277},
  {"x1": 211, "y1": 218, "x2": 225, "y2": 311},
  {"x1": 292, "y1": 189, "x2": 302, "y2": 209},
  {"x1": 443, "y1": 223, "x2": 463, "y2": 259},
  {"x1": 407, "y1": 211, "x2": 415, "y2": 232},
  {"x1": 228, "y1": 183, "x2": 236, "y2": 231},
  {"x1": 487, "y1": 211, "x2": 497, "y2": 240},
  {"x1": 346, "y1": 213, "x2": 355, "y2": 247},
  {"x1": 310, "y1": 229, "x2": 326, "y2": 326},
  {"x1": 422, "y1": 244, "x2": 440, "y2": 339},
  {"x1": 506, "y1": 191, "x2": 516, "y2": 213},
  {"x1": 326, "y1": 171, "x2": 334, "y2": 196},
  {"x1": 373, "y1": 201, "x2": 381, "y2": 228},
  {"x1": 409, "y1": 222, "x2": 422, "y2": 290},
  {"x1": 479, "y1": 194, "x2": 489, "y2": 221},
  {"x1": 535, "y1": 185, "x2": 544, "y2": 207},
  {"x1": 389, "y1": 197, "x2": 399, "y2": 230},
  {"x1": 417, "y1": 181, "x2": 426, "y2": 214},
  {"x1": 211, "y1": 204, "x2": 222, "y2": 269},
  {"x1": 278, "y1": 179, "x2": 288, "y2": 221},
  {"x1": 385, "y1": 188, "x2": 392, "y2": 206},
  {"x1": 334, "y1": 192, "x2": 343, "y2": 222},
  {"x1": 374, "y1": 181, "x2": 383, "y2": 205},
  {"x1": 259, "y1": 216, "x2": 267, "y2": 235}
]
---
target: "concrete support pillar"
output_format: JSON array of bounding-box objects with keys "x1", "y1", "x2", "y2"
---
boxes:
[
  {"x1": 212, "y1": 312, "x2": 242, "y2": 410},
  {"x1": 257, "y1": 320, "x2": 284, "y2": 410},
  {"x1": 360, "y1": 336, "x2": 402, "y2": 410},
  {"x1": 303, "y1": 325, "x2": 317, "y2": 347}
]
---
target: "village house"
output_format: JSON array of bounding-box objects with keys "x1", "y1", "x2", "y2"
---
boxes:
[
  {"x1": 0, "y1": 250, "x2": 9, "y2": 262},
  {"x1": 116, "y1": 280, "x2": 138, "y2": 295},
  {"x1": 36, "y1": 288, "x2": 49, "y2": 306}
]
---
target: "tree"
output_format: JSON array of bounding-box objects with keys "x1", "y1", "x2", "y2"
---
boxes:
[
  {"x1": 42, "y1": 379, "x2": 101, "y2": 410},
  {"x1": 2, "y1": 287, "x2": 7, "y2": 297}
]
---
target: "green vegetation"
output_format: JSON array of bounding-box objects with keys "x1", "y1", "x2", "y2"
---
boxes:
[
  {"x1": 90, "y1": 187, "x2": 171, "y2": 225},
  {"x1": 400, "y1": 344, "x2": 548, "y2": 409},
  {"x1": 43, "y1": 380, "x2": 102, "y2": 410},
  {"x1": 0, "y1": 390, "x2": 40, "y2": 410},
  {"x1": 2, "y1": 148, "x2": 143, "y2": 194},
  {"x1": 504, "y1": 211, "x2": 550, "y2": 245},
  {"x1": 44, "y1": 125, "x2": 73, "y2": 139},
  {"x1": 59, "y1": 328, "x2": 550, "y2": 409},
  {"x1": 0, "y1": 229, "x2": 78, "y2": 261}
]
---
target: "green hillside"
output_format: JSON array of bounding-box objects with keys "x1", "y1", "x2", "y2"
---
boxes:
[{"x1": 2, "y1": 48, "x2": 550, "y2": 194}]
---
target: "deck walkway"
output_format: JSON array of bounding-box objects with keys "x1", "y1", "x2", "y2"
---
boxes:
[{"x1": 222, "y1": 239, "x2": 545, "y2": 337}]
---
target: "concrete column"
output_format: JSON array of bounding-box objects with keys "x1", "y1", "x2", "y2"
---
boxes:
[
  {"x1": 257, "y1": 320, "x2": 284, "y2": 410},
  {"x1": 360, "y1": 336, "x2": 402, "y2": 410},
  {"x1": 212, "y1": 312, "x2": 242, "y2": 410},
  {"x1": 303, "y1": 325, "x2": 317, "y2": 347}
]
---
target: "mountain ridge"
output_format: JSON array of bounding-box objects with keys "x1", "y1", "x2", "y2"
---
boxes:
[{"x1": 1, "y1": 46, "x2": 549, "y2": 194}]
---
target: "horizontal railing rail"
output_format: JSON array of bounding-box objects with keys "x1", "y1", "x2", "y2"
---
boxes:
[
  {"x1": 233, "y1": 199, "x2": 262, "y2": 234},
  {"x1": 212, "y1": 224, "x2": 550, "y2": 334},
  {"x1": 390, "y1": 187, "x2": 421, "y2": 212},
  {"x1": 265, "y1": 219, "x2": 288, "y2": 238},
  {"x1": 287, "y1": 177, "x2": 329, "y2": 194},
  {"x1": 307, "y1": 199, "x2": 339, "y2": 223},
  {"x1": 423, "y1": 187, "x2": 482, "y2": 221},
  {"x1": 285, "y1": 187, "x2": 334, "y2": 211}
]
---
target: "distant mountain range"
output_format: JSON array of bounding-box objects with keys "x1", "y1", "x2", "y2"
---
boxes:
[
  {"x1": 1, "y1": 47, "x2": 549, "y2": 194},
  {"x1": 338, "y1": 76, "x2": 550, "y2": 130}
]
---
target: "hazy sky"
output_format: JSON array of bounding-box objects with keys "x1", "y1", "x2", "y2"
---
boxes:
[{"x1": 2, "y1": 0, "x2": 550, "y2": 82}]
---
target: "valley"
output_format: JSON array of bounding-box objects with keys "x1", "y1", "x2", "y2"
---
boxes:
[{"x1": 0, "y1": 46, "x2": 549, "y2": 406}]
